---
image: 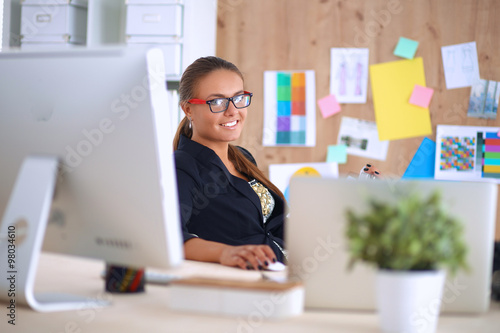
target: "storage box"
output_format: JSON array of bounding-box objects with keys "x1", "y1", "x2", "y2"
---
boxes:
[
  {"x1": 125, "y1": 4, "x2": 183, "y2": 39},
  {"x1": 20, "y1": 0, "x2": 88, "y2": 45}
]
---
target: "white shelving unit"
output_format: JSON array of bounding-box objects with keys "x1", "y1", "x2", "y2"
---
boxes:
[
  {"x1": 86, "y1": 0, "x2": 217, "y2": 81},
  {"x1": 2, "y1": 0, "x2": 217, "y2": 131},
  {"x1": 3, "y1": 0, "x2": 217, "y2": 72}
]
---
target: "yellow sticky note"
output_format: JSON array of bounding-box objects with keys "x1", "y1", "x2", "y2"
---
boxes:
[{"x1": 369, "y1": 58, "x2": 432, "y2": 141}]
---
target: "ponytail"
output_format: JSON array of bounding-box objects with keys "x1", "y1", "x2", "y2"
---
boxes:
[{"x1": 173, "y1": 117, "x2": 191, "y2": 151}]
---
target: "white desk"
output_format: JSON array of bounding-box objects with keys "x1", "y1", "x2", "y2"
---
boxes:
[{"x1": 3, "y1": 253, "x2": 500, "y2": 333}]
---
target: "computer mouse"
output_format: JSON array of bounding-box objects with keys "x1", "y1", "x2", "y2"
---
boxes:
[{"x1": 264, "y1": 261, "x2": 286, "y2": 271}]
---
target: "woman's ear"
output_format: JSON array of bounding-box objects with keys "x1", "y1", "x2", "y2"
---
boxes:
[{"x1": 181, "y1": 102, "x2": 192, "y2": 120}]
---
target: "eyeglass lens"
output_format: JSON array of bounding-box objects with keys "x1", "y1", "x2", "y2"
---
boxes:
[{"x1": 209, "y1": 94, "x2": 251, "y2": 112}]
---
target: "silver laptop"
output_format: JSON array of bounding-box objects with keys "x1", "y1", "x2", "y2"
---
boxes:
[{"x1": 286, "y1": 178, "x2": 497, "y2": 314}]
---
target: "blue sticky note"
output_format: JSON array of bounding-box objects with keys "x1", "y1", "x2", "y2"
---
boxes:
[
  {"x1": 327, "y1": 144, "x2": 347, "y2": 164},
  {"x1": 394, "y1": 37, "x2": 419, "y2": 59},
  {"x1": 402, "y1": 138, "x2": 436, "y2": 179}
]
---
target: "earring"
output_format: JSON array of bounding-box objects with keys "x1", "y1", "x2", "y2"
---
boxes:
[{"x1": 188, "y1": 117, "x2": 192, "y2": 129}]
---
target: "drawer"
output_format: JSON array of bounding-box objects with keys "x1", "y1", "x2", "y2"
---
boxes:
[
  {"x1": 127, "y1": 43, "x2": 182, "y2": 77},
  {"x1": 20, "y1": 41, "x2": 83, "y2": 50},
  {"x1": 21, "y1": 2, "x2": 87, "y2": 44},
  {"x1": 126, "y1": 4, "x2": 183, "y2": 37},
  {"x1": 21, "y1": 34, "x2": 83, "y2": 44}
]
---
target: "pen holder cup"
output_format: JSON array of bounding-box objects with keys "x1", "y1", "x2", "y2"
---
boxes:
[{"x1": 104, "y1": 265, "x2": 145, "y2": 293}]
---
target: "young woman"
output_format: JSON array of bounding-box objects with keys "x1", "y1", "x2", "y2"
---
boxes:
[
  {"x1": 173, "y1": 56, "x2": 286, "y2": 270},
  {"x1": 172, "y1": 56, "x2": 381, "y2": 270}
]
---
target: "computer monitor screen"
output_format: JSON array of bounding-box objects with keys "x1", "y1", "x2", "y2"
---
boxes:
[
  {"x1": 0, "y1": 47, "x2": 184, "y2": 309},
  {"x1": 287, "y1": 178, "x2": 497, "y2": 314}
]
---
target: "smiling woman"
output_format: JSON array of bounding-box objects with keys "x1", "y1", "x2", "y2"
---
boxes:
[{"x1": 172, "y1": 56, "x2": 287, "y2": 271}]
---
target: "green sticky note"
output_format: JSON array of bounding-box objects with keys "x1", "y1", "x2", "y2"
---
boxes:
[
  {"x1": 327, "y1": 144, "x2": 347, "y2": 164},
  {"x1": 394, "y1": 37, "x2": 419, "y2": 59}
]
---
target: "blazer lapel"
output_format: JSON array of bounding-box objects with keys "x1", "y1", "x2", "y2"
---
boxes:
[
  {"x1": 179, "y1": 135, "x2": 264, "y2": 222},
  {"x1": 210, "y1": 157, "x2": 264, "y2": 221}
]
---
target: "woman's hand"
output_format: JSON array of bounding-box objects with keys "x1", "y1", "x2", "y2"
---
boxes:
[
  {"x1": 183, "y1": 238, "x2": 277, "y2": 270},
  {"x1": 219, "y1": 244, "x2": 277, "y2": 270}
]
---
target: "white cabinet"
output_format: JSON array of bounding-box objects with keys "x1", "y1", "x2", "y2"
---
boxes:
[
  {"x1": 3, "y1": 0, "x2": 215, "y2": 126},
  {"x1": 125, "y1": 1, "x2": 184, "y2": 78},
  {"x1": 20, "y1": 0, "x2": 88, "y2": 48},
  {"x1": 121, "y1": 0, "x2": 216, "y2": 126},
  {"x1": 5, "y1": 0, "x2": 216, "y2": 77}
]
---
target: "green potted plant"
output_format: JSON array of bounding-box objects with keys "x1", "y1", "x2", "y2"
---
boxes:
[{"x1": 345, "y1": 189, "x2": 468, "y2": 333}]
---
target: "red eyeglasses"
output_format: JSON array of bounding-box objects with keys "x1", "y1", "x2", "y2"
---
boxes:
[{"x1": 188, "y1": 91, "x2": 253, "y2": 113}]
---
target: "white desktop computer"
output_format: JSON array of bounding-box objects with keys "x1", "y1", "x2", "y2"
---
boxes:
[{"x1": 0, "y1": 47, "x2": 184, "y2": 311}]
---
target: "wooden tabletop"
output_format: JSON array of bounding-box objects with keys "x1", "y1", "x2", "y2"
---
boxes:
[{"x1": 2, "y1": 253, "x2": 499, "y2": 333}]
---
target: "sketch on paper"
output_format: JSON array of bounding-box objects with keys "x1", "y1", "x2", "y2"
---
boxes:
[
  {"x1": 467, "y1": 79, "x2": 499, "y2": 119},
  {"x1": 441, "y1": 42, "x2": 480, "y2": 89},
  {"x1": 330, "y1": 48, "x2": 369, "y2": 104}
]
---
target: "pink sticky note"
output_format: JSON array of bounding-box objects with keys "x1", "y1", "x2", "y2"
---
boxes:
[
  {"x1": 409, "y1": 85, "x2": 434, "y2": 108},
  {"x1": 318, "y1": 94, "x2": 341, "y2": 119}
]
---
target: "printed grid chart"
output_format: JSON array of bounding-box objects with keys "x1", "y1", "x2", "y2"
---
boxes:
[{"x1": 440, "y1": 137, "x2": 475, "y2": 171}]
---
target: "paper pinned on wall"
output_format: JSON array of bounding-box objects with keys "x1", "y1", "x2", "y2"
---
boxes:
[
  {"x1": 263, "y1": 70, "x2": 316, "y2": 147},
  {"x1": 327, "y1": 144, "x2": 347, "y2": 164},
  {"x1": 318, "y1": 94, "x2": 341, "y2": 119},
  {"x1": 369, "y1": 57, "x2": 432, "y2": 141},
  {"x1": 330, "y1": 48, "x2": 369, "y2": 104},
  {"x1": 441, "y1": 41, "x2": 480, "y2": 90},
  {"x1": 434, "y1": 124, "x2": 500, "y2": 183},
  {"x1": 402, "y1": 137, "x2": 436, "y2": 179},
  {"x1": 393, "y1": 37, "x2": 419, "y2": 59},
  {"x1": 409, "y1": 84, "x2": 434, "y2": 108},
  {"x1": 337, "y1": 116, "x2": 389, "y2": 161},
  {"x1": 269, "y1": 162, "x2": 339, "y2": 202},
  {"x1": 467, "y1": 79, "x2": 499, "y2": 119}
]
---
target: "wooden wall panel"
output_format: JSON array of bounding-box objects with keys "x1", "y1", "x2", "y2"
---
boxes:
[{"x1": 216, "y1": 0, "x2": 500, "y2": 239}]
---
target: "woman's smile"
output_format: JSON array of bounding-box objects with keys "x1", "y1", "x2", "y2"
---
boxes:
[{"x1": 220, "y1": 119, "x2": 238, "y2": 128}]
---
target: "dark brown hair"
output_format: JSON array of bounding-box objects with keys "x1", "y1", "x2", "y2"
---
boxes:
[{"x1": 173, "y1": 56, "x2": 284, "y2": 200}]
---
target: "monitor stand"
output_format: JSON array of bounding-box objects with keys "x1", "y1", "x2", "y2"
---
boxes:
[{"x1": 0, "y1": 156, "x2": 110, "y2": 312}]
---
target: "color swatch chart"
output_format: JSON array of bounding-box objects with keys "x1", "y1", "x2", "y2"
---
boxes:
[
  {"x1": 435, "y1": 125, "x2": 500, "y2": 183},
  {"x1": 263, "y1": 70, "x2": 315, "y2": 147},
  {"x1": 276, "y1": 72, "x2": 306, "y2": 144},
  {"x1": 479, "y1": 132, "x2": 500, "y2": 178}
]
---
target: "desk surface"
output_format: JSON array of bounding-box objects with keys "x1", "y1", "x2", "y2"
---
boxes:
[{"x1": 3, "y1": 253, "x2": 500, "y2": 333}]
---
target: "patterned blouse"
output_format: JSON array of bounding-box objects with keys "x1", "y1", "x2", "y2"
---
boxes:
[{"x1": 248, "y1": 179, "x2": 275, "y2": 224}]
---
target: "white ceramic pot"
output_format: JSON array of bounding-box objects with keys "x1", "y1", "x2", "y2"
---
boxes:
[{"x1": 376, "y1": 269, "x2": 446, "y2": 333}]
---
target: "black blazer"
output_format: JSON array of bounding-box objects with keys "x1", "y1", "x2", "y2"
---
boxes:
[{"x1": 174, "y1": 135, "x2": 286, "y2": 262}]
